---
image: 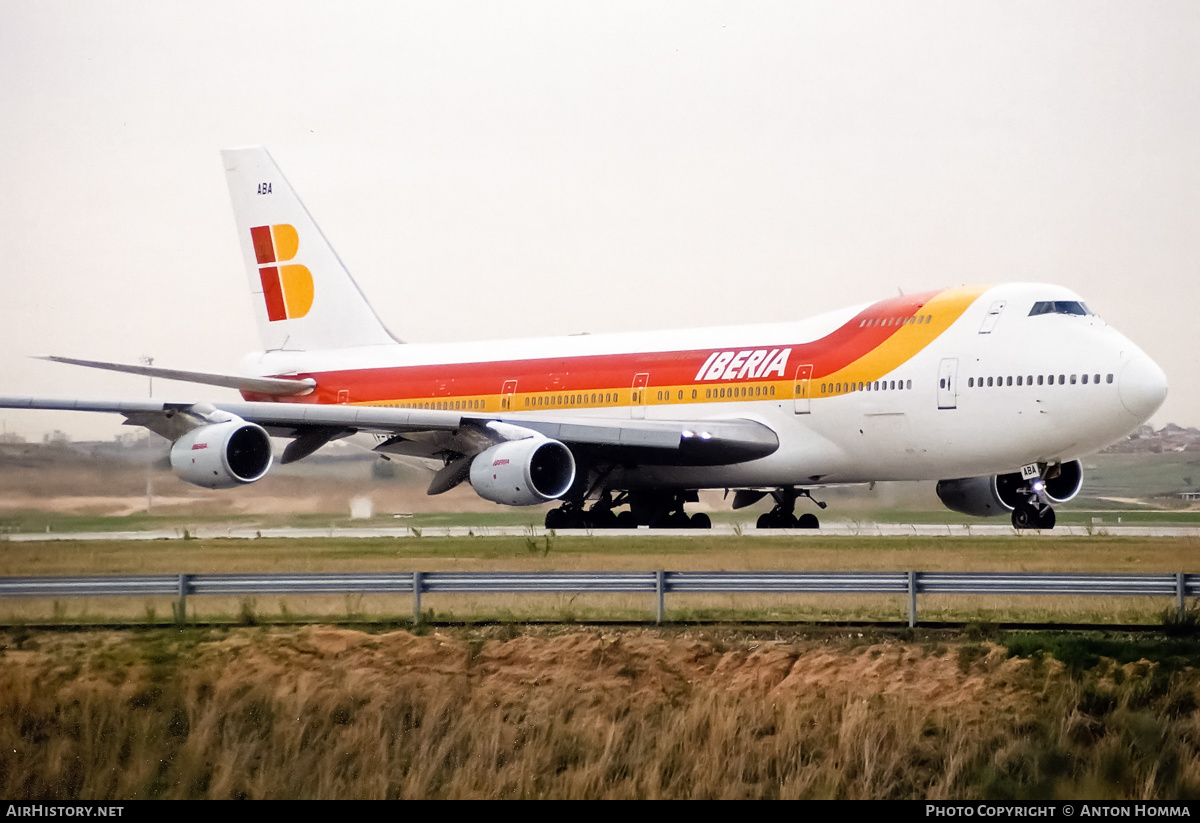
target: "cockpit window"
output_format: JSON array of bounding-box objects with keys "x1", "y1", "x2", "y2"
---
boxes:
[{"x1": 1029, "y1": 301, "x2": 1092, "y2": 317}]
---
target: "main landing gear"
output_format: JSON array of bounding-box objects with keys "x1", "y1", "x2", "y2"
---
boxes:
[
  {"x1": 755, "y1": 487, "x2": 824, "y2": 530},
  {"x1": 543, "y1": 490, "x2": 712, "y2": 530}
]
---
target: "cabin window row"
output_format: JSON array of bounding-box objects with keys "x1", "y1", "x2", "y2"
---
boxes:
[
  {"x1": 387, "y1": 399, "x2": 486, "y2": 410},
  {"x1": 858, "y1": 314, "x2": 934, "y2": 328},
  {"x1": 821, "y1": 379, "x2": 911, "y2": 395},
  {"x1": 964, "y1": 373, "x2": 1115, "y2": 389},
  {"x1": 705, "y1": 385, "x2": 775, "y2": 400},
  {"x1": 524, "y1": 393, "x2": 618, "y2": 408}
]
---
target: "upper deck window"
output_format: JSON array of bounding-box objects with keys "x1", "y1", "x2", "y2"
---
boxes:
[{"x1": 1029, "y1": 301, "x2": 1092, "y2": 317}]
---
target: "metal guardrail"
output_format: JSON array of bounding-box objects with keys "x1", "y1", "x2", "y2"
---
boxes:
[{"x1": 1, "y1": 571, "x2": 1195, "y2": 626}]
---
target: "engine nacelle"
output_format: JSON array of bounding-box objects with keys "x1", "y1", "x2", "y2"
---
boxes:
[
  {"x1": 1040, "y1": 460, "x2": 1084, "y2": 504},
  {"x1": 936, "y1": 460, "x2": 1083, "y2": 517},
  {"x1": 170, "y1": 420, "x2": 273, "y2": 489},
  {"x1": 469, "y1": 437, "x2": 575, "y2": 506}
]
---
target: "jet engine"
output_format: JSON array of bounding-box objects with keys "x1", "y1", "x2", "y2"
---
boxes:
[
  {"x1": 469, "y1": 437, "x2": 576, "y2": 506},
  {"x1": 170, "y1": 419, "x2": 273, "y2": 489},
  {"x1": 936, "y1": 460, "x2": 1083, "y2": 517}
]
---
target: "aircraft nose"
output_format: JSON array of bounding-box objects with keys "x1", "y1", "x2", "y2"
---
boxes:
[{"x1": 1118, "y1": 356, "x2": 1168, "y2": 421}]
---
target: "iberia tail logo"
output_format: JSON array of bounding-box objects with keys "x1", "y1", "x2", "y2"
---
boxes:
[{"x1": 250, "y1": 224, "x2": 313, "y2": 321}]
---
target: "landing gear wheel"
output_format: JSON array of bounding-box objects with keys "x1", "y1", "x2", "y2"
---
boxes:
[
  {"x1": 757, "y1": 509, "x2": 797, "y2": 529},
  {"x1": 796, "y1": 512, "x2": 820, "y2": 530},
  {"x1": 689, "y1": 513, "x2": 712, "y2": 530},
  {"x1": 1011, "y1": 503, "x2": 1038, "y2": 530},
  {"x1": 1012, "y1": 501, "x2": 1056, "y2": 530},
  {"x1": 548, "y1": 505, "x2": 591, "y2": 529},
  {"x1": 588, "y1": 508, "x2": 618, "y2": 529},
  {"x1": 1036, "y1": 507, "x2": 1056, "y2": 530},
  {"x1": 663, "y1": 510, "x2": 690, "y2": 529}
]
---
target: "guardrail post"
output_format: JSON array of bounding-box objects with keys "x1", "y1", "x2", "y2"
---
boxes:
[
  {"x1": 655, "y1": 570, "x2": 665, "y2": 625},
  {"x1": 175, "y1": 573, "x2": 189, "y2": 623},
  {"x1": 1178, "y1": 572, "x2": 1187, "y2": 616},
  {"x1": 908, "y1": 570, "x2": 917, "y2": 628},
  {"x1": 413, "y1": 571, "x2": 423, "y2": 625}
]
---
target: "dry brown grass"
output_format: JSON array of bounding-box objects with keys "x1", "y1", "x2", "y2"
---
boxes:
[{"x1": 1, "y1": 625, "x2": 1198, "y2": 799}]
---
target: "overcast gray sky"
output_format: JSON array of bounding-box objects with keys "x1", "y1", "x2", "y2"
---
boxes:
[{"x1": 1, "y1": 0, "x2": 1197, "y2": 441}]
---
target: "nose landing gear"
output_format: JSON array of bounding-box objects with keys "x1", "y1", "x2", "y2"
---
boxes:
[
  {"x1": 1011, "y1": 497, "x2": 1056, "y2": 530},
  {"x1": 1010, "y1": 466, "x2": 1058, "y2": 530}
]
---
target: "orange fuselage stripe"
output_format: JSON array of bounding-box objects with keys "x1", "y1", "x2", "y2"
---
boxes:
[{"x1": 241, "y1": 287, "x2": 985, "y2": 409}]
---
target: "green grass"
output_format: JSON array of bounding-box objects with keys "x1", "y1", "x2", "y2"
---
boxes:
[
  {"x1": 0, "y1": 508, "x2": 550, "y2": 535},
  {"x1": 2, "y1": 533, "x2": 1198, "y2": 578},
  {"x1": 1004, "y1": 631, "x2": 1200, "y2": 673},
  {"x1": 1083, "y1": 452, "x2": 1200, "y2": 498},
  {"x1": 0, "y1": 533, "x2": 1197, "y2": 626},
  {"x1": 3, "y1": 504, "x2": 1198, "y2": 537}
]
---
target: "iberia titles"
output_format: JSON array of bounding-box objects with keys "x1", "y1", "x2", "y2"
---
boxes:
[{"x1": 694, "y1": 348, "x2": 792, "y2": 382}]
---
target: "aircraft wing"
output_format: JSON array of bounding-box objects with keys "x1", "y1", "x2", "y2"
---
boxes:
[
  {"x1": 0, "y1": 396, "x2": 779, "y2": 468},
  {"x1": 37, "y1": 357, "x2": 316, "y2": 397}
]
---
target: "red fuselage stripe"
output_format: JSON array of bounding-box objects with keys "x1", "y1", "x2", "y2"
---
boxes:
[{"x1": 245, "y1": 290, "x2": 947, "y2": 405}]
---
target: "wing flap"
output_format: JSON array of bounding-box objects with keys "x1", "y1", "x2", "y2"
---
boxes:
[{"x1": 500, "y1": 415, "x2": 778, "y2": 465}]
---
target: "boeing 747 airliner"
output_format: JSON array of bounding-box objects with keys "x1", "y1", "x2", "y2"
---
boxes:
[{"x1": 0, "y1": 148, "x2": 1168, "y2": 530}]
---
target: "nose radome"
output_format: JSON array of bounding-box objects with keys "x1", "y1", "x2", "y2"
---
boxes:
[{"x1": 1118, "y1": 356, "x2": 1168, "y2": 421}]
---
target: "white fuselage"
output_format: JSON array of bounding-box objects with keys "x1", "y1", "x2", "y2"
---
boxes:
[{"x1": 244, "y1": 282, "x2": 1166, "y2": 491}]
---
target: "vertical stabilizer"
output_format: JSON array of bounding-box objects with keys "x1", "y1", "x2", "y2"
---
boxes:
[{"x1": 222, "y1": 147, "x2": 399, "y2": 351}]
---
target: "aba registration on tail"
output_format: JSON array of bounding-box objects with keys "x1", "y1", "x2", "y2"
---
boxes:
[{"x1": 0, "y1": 148, "x2": 1168, "y2": 530}]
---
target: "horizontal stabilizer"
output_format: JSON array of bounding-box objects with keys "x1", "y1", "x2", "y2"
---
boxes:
[{"x1": 39, "y1": 356, "x2": 315, "y2": 397}]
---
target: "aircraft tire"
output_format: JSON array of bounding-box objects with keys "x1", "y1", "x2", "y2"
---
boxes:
[
  {"x1": 796, "y1": 512, "x2": 820, "y2": 529},
  {"x1": 1011, "y1": 504, "x2": 1037, "y2": 530},
  {"x1": 757, "y1": 510, "x2": 796, "y2": 529},
  {"x1": 690, "y1": 512, "x2": 712, "y2": 530},
  {"x1": 662, "y1": 511, "x2": 690, "y2": 529},
  {"x1": 1037, "y1": 507, "x2": 1056, "y2": 530}
]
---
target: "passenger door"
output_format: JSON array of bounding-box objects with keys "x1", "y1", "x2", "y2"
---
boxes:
[
  {"x1": 937, "y1": 358, "x2": 958, "y2": 410},
  {"x1": 631, "y1": 373, "x2": 649, "y2": 419},
  {"x1": 792, "y1": 364, "x2": 813, "y2": 414}
]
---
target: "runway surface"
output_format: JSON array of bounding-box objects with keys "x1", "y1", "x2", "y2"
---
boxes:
[{"x1": 3, "y1": 523, "x2": 1198, "y2": 541}]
